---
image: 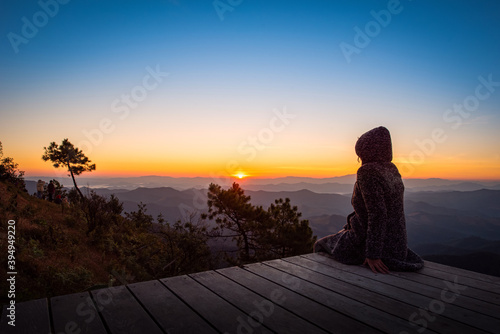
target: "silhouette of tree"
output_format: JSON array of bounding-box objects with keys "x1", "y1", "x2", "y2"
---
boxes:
[
  {"x1": 203, "y1": 182, "x2": 267, "y2": 264},
  {"x1": 204, "y1": 183, "x2": 316, "y2": 264},
  {"x1": 0, "y1": 141, "x2": 26, "y2": 189},
  {"x1": 83, "y1": 190, "x2": 123, "y2": 234},
  {"x1": 125, "y1": 202, "x2": 154, "y2": 230},
  {"x1": 262, "y1": 198, "x2": 316, "y2": 258},
  {"x1": 155, "y1": 218, "x2": 214, "y2": 275},
  {"x1": 42, "y1": 139, "x2": 95, "y2": 199}
]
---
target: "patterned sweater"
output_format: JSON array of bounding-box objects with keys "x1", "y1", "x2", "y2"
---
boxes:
[{"x1": 314, "y1": 126, "x2": 423, "y2": 271}]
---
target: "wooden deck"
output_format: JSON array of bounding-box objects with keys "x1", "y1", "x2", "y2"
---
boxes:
[{"x1": 2, "y1": 253, "x2": 500, "y2": 333}]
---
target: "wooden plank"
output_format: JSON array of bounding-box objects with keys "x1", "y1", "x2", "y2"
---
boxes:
[
  {"x1": 160, "y1": 274, "x2": 273, "y2": 333},
  {"x1": 264, "y1": 258, "x2": 480, "y2": 334},
  {"x1": 90, "y1": 285, "x2": 163, "y2": 334},
  {"x1": 301, "y1": 254, "x2": 500, "y2": 319},
  {"x1": 418, "y1": 266, "x2": 500, "y2": 294},
  {"x1": 51, "y1": 292, "x2": 108, "y2": 334},
  {"x1": 0, "y1": 298, "x2": 51, "y2": 334},
  {"x1": 292, "y1": 254, "x2": 500, "y2": 333},
  {"x1": 389, "y1": 269, "x2": 500, "y2": 313},
  {"x1": 423, "y1": 261, "x2": 500, "y2": 285},
  {"x1": 190, "y1": 270, "x2": 328, "y2": 334},
  {"x1": 245, "y1": 261, "x2": 420, "y2": 334},
  {"x1": 7, "y1": 254, "x2": 500, "y2": 334},
  {"x1": 128, "y1": 279, "x2": 217, "y2": 334},
  {"x1": 217, "y1": 265, "x2": 380, "y2": 333}
]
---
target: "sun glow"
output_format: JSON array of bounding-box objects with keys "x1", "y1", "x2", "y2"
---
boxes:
[{"x1": 234, "y1": 172, "x2": 248, "y2": 179}]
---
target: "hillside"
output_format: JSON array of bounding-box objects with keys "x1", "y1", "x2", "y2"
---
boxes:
[
  {"x1": 0, "y1": 181, "x2": 213, "y2": 304},
  {"x1": 247, "y1": 189, "x2": 352, "y2": 217},
  {"x1": 405, "y1": 189, "x2": 500, "y2": 218},
  {"x1": 90, "y1": 185, "x2": 500, "y2": 277},
  {"x1": 306, "y1": 214, "x2": 347, "y2": 237},
  {"x1": 10, "y1": 180, "x2": 500, "y2": 283},
  {"x1": 87, "y1": 186, "x2": 353, "y2": 227},
  {"x1": 0, "y1": 181, "x2": 112, "y2": 303},
  {"x1": 84, "y1": 185, "x2": 500, "y2": 240}
]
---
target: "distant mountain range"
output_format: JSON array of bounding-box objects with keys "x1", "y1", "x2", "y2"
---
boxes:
[
  {"x1": 24, "y1": 178, "x2": 500, "y2": 276},
  {"x1": 413, "y1": 236, "x2": 500, "y2": 256},
  {"x1": 25, "y1": 175, "x2": 500, "y2": 193},
  {"x1": 64, "y1": 186, "x2": 500, "y2": 242},
  {"x1": 25, "y1": 180, "x2": 500, "y2": 233},
  {"x1": 406, "y1": 190, "x2": 500, "y2": 217}
]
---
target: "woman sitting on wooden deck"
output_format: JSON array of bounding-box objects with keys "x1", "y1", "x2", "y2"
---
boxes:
[{"x1": 314, "y1": 126, "x2": 424, "y2": 274}]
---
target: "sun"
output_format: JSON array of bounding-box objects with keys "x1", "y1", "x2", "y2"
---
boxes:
[{"x1": 234, "y1": 172, "x2": 248, "y2": 179}]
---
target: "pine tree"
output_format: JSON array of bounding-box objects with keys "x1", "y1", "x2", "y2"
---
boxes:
[
  {"x1": 42, "y1": 139, "x2": 96, "y2": 199},
  {"x1": 204, "y1": 182, "x2": 266, "y2": 264},
  {"x1": 204, "y1": 183, "x2": 316, "y2": 264},
  {"x1": 264, "y1": 198, "x2": 316, "y2": 258},
  {"x1": 0, "y1": 141, "x2": 25, "y2": 189}
]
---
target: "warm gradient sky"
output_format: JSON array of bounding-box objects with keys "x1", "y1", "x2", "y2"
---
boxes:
[{"x1": 1, "y1": 0, "x2": 500, "y2": 180}]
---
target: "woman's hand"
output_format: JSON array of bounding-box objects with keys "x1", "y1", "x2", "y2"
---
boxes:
[{"x1": 363, "y1": 258, "x2": 390, "y2": 274}]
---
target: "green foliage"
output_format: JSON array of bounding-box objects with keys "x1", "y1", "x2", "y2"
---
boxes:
[
  {"x1": 42, "y1": 138, "x2": 96, "y2": 198},
  {"x1": 0, "y1": 141, "x2": 25, "y2": 190},
  {"x1": 125, "y1": 202, "x2": 153, "y2": 229},
  {"x1": 27, "y1": 266, "x2": 95, "y2": 301},
  {"x1": 67, "y1": 188, "x2": 81, "y2": 204},
  {"x1": 21, "y1": 204, "x2": 37, "y2": 219},
  {"x1": 85, "y1": 191, "x2": 124, "y2": 235},
  {"x1": 7, "y1": 192, "x2": 19, "y2": 212},
  {"x1": 204, "y1": 183, "x2": 316, "y2": 265},
  {"x1": 262, "y1": 198, "x2": 317, "y2": 258},
  {"x1": 51, "y1": 266, "x2": 94, "y2": 289},
  {"x1": 77, "y1": 192, "x2": 212, "y2": 280},
  {"x1": 0, "y1": 180, "x2": 216, "y2": 304},
  {"x1": 27, "y1": 239, "x2": 45, "y2": 258},
  {"x1": 0, "y1": 175, "x2": 315, "y2": 305},
  {"x1": 64, "y1": 215, "x2": 78, "y2": 228},
  {"x1": 204, "y1": 182, "x2": 267, "y2": 264},
  {"x1": 156, "y1": 219, "x2": 213, "y2": 275},
  {"x1": 42, "y1": 138, "x2": 96, "y2": 175}
]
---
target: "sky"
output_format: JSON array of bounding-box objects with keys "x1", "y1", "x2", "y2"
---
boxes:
[{"x1": 1, "y1": 0, "x2": 500, "y2": 180}]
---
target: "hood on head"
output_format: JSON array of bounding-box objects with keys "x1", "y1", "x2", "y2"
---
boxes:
[{"x1": 355, "y1": 126, "x2": 393, "y2": 163}]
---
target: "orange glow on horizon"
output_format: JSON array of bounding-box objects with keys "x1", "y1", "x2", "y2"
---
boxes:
[
  {"x1": 233, "y1": 172, "x2": 248, "y2": 179},
  {"x1": 21, "y1": 164, "x2": 500, "y2": 181},
  {"x1": 11, "y1": 147, "x2": 500, "y2": 181}
]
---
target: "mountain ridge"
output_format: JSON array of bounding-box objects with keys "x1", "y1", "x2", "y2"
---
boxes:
[
  {"x1": 24, "y1": 175, "x2": 500, "y2": 193},
  {"x1": 9, "y1": 180, "x2": 500, "y2": 280}
]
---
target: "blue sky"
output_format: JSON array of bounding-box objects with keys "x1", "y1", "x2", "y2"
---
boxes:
[{"x1": 1, "y1": 0, "x2": 499, "y2": 179}]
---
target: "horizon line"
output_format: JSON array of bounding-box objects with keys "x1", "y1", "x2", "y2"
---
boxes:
[{"x1": 22, "y1": 174, "x2": 500, "y2": 183}]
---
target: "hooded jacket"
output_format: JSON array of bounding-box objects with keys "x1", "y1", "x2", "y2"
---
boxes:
[{"x1": 314, "y1": 126, "x2": 423, "y2": 271}]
